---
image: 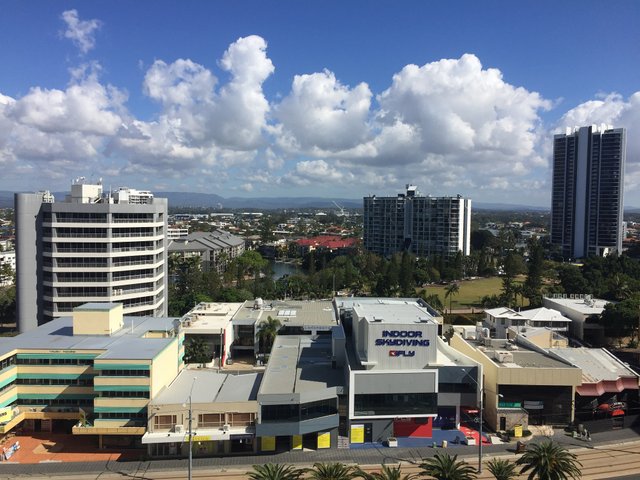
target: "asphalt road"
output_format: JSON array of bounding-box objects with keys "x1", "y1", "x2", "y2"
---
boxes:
[{"x1": 0, "y1": 426, "x2": 639, "y2": 479}]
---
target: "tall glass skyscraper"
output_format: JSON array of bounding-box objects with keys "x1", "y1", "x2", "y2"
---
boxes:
[{"x1": 551, "y1": 125, "x2": 626, "y2": 259}]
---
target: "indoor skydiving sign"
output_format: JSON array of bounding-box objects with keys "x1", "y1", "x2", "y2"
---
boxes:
[{"x1": 374, "y1": 330, "x2": 430, "y2": 357}]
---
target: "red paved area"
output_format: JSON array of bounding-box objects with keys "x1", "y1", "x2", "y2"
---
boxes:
[
  {"x1": 459, "y1": 425, "x2": 491, "y2": 445},
  {"x1": 0, "y1": 433, "x2": 142, "y2": 464}
]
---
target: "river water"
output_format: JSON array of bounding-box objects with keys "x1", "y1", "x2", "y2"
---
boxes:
[{"x1": 270, "y1": 260, "x2": 301, "y2": 280}]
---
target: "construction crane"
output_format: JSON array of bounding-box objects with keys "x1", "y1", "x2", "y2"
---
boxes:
[{"x1": 332, "y1": 201, "x2": 346, "y2": 217}]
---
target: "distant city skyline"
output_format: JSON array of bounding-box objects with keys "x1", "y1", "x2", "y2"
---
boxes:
[{"x1": 0, "y1": 1, "x2": 638, "y2": 206}]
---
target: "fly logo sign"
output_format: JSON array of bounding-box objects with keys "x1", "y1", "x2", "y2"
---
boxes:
[{"x1": 389, "y1": 350, "x2": 415, "y2": 357}]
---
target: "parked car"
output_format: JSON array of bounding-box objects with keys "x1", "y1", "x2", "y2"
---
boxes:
[{"x1": 594, "y1": 401, "x2": 626, "y2": 417}]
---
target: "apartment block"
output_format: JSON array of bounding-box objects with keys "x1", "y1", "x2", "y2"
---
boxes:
[
  {"x1": 15, "y1": 180, "x2": 168, "y2": 332},
  {"x1": 551, "y1": 125, "x2": 626, "y2": 259},
  {"x1": 363, "y1": 185, "x2": 471, "y2": 259}
]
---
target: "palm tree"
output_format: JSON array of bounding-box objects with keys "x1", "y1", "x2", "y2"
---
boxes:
[
  {"x1": 515, "y1": 440, "x2": 582, "y2": 480},
  {"x1": 256, "y1": 315, "x2": 281, "y2": 354},
  {"x1": 305, "y1": 462, "x2": 358, "y2": 479},
  {"x1": 419, "y1": 453, "x2": 477, "y2": 480},
  {"x1": 444, "y1": 283, "x2": 460, "y2": 315},
  {"x1": 486, "y1": 458, "x2": 517, "y2": 480},
  {"x1": 420, "y1": 291, "x2": 444, "y2": 314},
  {"x1": 356, "y1": 464, "x2": 418, "y2": 480},
  {"x1": 248, "y1": 463, "x2": 304, "y2": 480}
]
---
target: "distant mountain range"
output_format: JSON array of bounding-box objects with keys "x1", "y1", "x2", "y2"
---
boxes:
[{"x1": 2, "y1": 190, "x2": 639, "y2": 213}]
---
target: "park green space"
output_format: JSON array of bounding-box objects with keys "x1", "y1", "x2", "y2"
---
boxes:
[{"x1": 421, "y1": 276, "x2": 527, "y2": 310}]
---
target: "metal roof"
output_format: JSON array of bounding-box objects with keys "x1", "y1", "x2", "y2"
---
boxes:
[
  {"x1": 0, "y1": 314, "x2": 178, "y2": 360},
  {"x1": 258, "y1": 334, "x2": 343, "y2": 396},
  {"x1": 549, "y1": 347, "x2": 639, "y2": 383},
  {"x1": 150, "y1": 369, "x2": 261, "y2": 405}
]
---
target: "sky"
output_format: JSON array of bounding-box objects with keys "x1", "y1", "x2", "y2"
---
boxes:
[{"x1": 0, "y1": 1, "x2": 639, "y2": 207}]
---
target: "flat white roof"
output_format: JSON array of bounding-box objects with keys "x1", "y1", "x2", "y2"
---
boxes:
[
  {"x1": 181, "y1": 302, "x2": 244, "y2": 333},
  {"x1": 544, "y1": 296, "x2": 609, "y2": 315},
  {"x1": 353, "y1": 301, "x2": 437, "y2": 325}
]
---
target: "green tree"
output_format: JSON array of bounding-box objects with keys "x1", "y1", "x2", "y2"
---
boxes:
[
  {"x1": 305, "y1": 462, "x2": 358, "y2": 480},
  {"x1": 486, "y1": 458, "x2": 517, "y2": 480},
  {"x1": 608, "y1": 273, "x2": 632, "y2": 301},
  {"x1": 557, "y1": 265, "x2": 588, "y2": 295},
  {"x1": 523, "y1": 238, "x2": 545, "y2": 307},
  {"x1": 599, "y1": 297, "x2": 640, "y2": 340},
  {"x1": 400, "y1": 251, "x2": 416, "y2": 296},
  {"x1": 182, "y1": 336, "x2": 212, "y2": 364},
  {"x1": 444, "y1": 283, "x2": 460, "y2": 314},
  {"x1": 356, "y1": 464, "x2": 418, "y2": 480},
  {"x1": 256, "y1": 316, "x2": 281, "y2": 354},
  {"x1": 248, "y1": 463, "x2": 304, "y2": 480},
  {"x1": 419, "y1": 453, "x2": 477, "y2": 480},
  {"x1": 0, "y1": 285, "x2": 16, "y2": 327},
  {"x1": 515, "y1": 440, "x2": 582, "y2": 480}
]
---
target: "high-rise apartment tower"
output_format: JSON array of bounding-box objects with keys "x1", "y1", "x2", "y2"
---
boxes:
[
  {"x1": 363, "y1": 185, "x2": 471, "y2": 258},
  {"x1": 15, "y1": 179, "x2": 168, "y2": 332},
  {"x1": 551, "y1": 125, "x2": 626, "y2": 259}
]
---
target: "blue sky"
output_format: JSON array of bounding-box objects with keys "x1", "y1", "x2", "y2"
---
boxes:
[{"x1": 1, "y1": 1, "x2": 639, "y2": 206}]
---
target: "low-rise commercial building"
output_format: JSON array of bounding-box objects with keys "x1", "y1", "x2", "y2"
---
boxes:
[
  {"x1": 143, "y1": 369, "x2": 261, "y2": 456},
  {"x1": 450, "y1": 328, "x2": 582, "y2": 431},
  {"x1": 338, "y1": 297, "x2": 480, "y2": 445},
  {"x1": 543, "y1": 295, "x2": 609, "y2": 342},
  {"x1": 0, "y1": 303, "x2": 181, "y2": 448}
]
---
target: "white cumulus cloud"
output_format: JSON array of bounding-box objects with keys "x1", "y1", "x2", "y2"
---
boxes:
[
  {"x1": 558, "y1": 92, "x2": 640, "y2": 196},
  {"x1": 275, "y1": 70, "x2": 372, "y2": 152},
  {"x1": 61, "y1": 10, "x2": 101, "y2": 54}
]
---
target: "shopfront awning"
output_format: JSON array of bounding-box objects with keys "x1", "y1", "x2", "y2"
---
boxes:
[{"x1": 142, "y1": 427, "x2": 255, "y2": 444}]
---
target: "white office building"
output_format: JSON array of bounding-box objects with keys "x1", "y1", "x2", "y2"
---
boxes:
[{"x1": 15, "y1": 179, "x2": 168, "y2": 332}]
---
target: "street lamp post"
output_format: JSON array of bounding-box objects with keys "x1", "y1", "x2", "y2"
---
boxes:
[
  {"x1": 478, "y1": 387, "x2": 484, "y2": 473},
  {"x1": 185, "y1": 377, "x2": 196, "y2": 480},
  {"x1": 461, "y1": 367, "x2": 501, "y2": 474}
]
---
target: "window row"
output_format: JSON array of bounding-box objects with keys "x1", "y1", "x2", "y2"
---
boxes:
[
  {"x1": 17, "y1": 358, "x2": 93, "y2": 366},
  {"x1": 100, "y1": 369, "x2": 150, "y2": 377}
]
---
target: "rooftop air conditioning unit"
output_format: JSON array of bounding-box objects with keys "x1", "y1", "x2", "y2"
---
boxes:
[{"x1": 174, "y1": 424, "x2": 184, "y2": 433}]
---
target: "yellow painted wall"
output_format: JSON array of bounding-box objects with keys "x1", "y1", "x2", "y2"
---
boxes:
[
  {"x1": 73, "y1": 304, "x2": 124, "y2": 336},
  {"x1": 450, "y1": 333, "x2": 582, "y2": 428},
  {"x1": 450, "y1": 334, "x2": 499, "y2": 425},
  {"x1": 0, "y1": 387, "x2": 17, "y2": 405},
  {"x1": 150, "y1": 339, "x2": 180, "y2": 398},
  {"x1": 0, "y1": 350, "x2": 17, "y2": 363},
  {"x1": 94, "y1": 359, "x2": 152, "y2": 367},
  {"x1": 18, "y1": 386, "x2": 94, "y2": 396},
  {"x1": 94, "y1": 377, "x2": 150, "y2": 387},
  {"x1": 0, "y1": 365, "x2": 17, "y2": 383},
  {"x1": 94, "y1": 419, "x2": 133, "y2": 428},
  {"x1": 17, "y1": 366, "x2": 93, "y2": 376},
  {"x1": 94, "y1": 398, "x2": 148, "y2": 409}
]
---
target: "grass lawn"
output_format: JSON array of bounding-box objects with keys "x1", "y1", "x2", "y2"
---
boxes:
[{"x1": 419, "y1": 276, "x2": 529, "y2": 310}]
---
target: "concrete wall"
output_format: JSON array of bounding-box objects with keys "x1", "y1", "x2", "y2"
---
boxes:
[
  {"x1": 355, "y1": 317, "x2": 438, "y2": 368},
  {"x1": 15, "y1": 193, "x2": 45, "y2": 332}
]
